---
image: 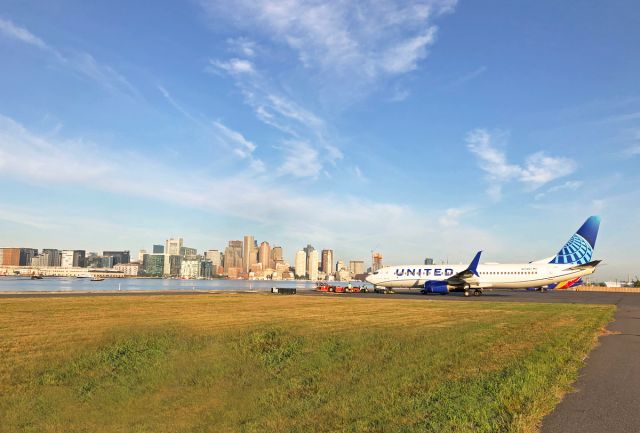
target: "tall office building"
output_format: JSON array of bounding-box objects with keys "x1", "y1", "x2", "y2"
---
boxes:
[
  {"x1": 164, "y1": 238, "x2": 183, "y2": 256},
  {"x1": 424, "y1": 258, "x2": 434, "y2": 265},
  {"x1": 242, "y1": 235, "x2": 255, "y2": 273},
  {"x1": 294, "y1": 250, "x2": 306, "y2": 278},
  {"x1": 31, "y1": 249, "x2": 61, "y2": 267},
  {"x1": 205, "y1": 250, "x2": 222, "y2": 267},
  {"x1": 336, "y1": 260, "x2": 345, "y2": 272},
  {"x1": 1, "y1": 248, "x2": 38, "y2": 266},
  {"x1": 61, "y1": 250, "x2": 86, "y2": 268},
  {"x1": 303, "y1": 244, "x2": 315, "y2": 275},
  {"x1": 153, "y1": 244, "x2": 164, "y2": 254},
  {"x1": 308, "y1": 250, "x2": 319, "y2": 280},
  {"x1": 321, "y1": 249, "x2": 333, "y2": 275},
  {"x1": 138, "y1": 249, "x2": 147, "y2": 262},
  {"x1": 271, "y1": 246, "x2": 283, "y2": 266},
  {"x1": 349, "y1": 260, "x2": 365, "y2": 276},
  {"x1": 142, "y1": 253, "x2": 165, "y2": 277},
  {"x1": 224, "y1": 240, "x2": 243, "y2": 273},
  {"x1": 258, "y1": 241, "x2": 271, "y2": 269},
  {"x1": 103, "y1": 251, "x2": 130, "y2": 265}
]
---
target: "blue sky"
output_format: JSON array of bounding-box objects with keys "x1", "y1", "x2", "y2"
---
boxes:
[{"x1": 0, "y1": 0, "x2": 639, "y2": 279}]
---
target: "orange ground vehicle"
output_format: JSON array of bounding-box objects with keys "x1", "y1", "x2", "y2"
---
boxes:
[{"x1": 316, "y1": 284, "x2": 331, "y2": 292}]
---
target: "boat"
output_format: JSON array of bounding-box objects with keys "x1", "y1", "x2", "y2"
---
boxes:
[
  {"x1": 90, "y1": 277, "x2": 105, "y2": 282},
  {"x1": 76, "y1": 273, "x2": 92, "y2": 279},
  {"x1": 31, "y1": 275, "x2": 43, "y2": 280}
]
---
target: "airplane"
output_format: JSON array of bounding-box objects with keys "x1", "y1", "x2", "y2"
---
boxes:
[{"x1": 365, "y1": 216, "x2": 601, "y2": 297}]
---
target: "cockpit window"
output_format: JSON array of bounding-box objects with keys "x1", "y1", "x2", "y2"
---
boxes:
[{"x1": 373, "y1": 271, "x2": 379, "y2": 275}]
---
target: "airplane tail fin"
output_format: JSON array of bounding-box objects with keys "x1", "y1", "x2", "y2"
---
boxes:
[{"x1": 549, "y1": 216, "x2": 600, "y2": 265}]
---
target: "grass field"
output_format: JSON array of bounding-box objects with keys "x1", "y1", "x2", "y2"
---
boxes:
[{"x1": 0, "y1": 294, "x2": 613, "y2": 433}]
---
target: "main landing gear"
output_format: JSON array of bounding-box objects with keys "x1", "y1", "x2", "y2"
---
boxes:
[{"x1": 464, "y1": 288, "x2": 484, "y2": 297}]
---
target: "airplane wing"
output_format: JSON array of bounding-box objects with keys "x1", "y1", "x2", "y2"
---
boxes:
[{"x1": 446, "y1": 251, "x2": 482, "y2": 286}]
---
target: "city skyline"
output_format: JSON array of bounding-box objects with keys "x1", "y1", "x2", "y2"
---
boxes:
[{"x1": 0, "y1": 1, "x2": 639, "y2": 280}]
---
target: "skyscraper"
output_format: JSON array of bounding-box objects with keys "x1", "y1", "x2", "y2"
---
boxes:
[
  {"x1": 303, "y1": 244, "x2": 315, "y2": 275},
  {"x1": 153, "y1": 244, "x2": 164, "y2": 254},
  {"x1": 224, "y1": 240, "x2": 243, "y2": 273},
  {"x1": 321, "y1": 249, "x2": 333, "y2": 275},
  {"x1": 271, "y1": 246, "x2": 283, "y2": 266},
  {"x1": 349, "y1": 260, "x2": 365, "y2": 276},
  {"x1": 205, "y1": 250, "x2": 222, "y2": 267},
  {"x1": 308, "y1": 250, "x2": 319, "y2": 281},
  {"x1": 242, "y1": 235, "x2": 255, "y2": 273},
  {"x1": 164, "y1": 238, "x2": 183, "y2": 256},
  {"x1": 294, "y1": 250, "x2": 306, "y2": 278},
  {"x1": 258, "y1": 241, "x2": 271, "y2": 269}
]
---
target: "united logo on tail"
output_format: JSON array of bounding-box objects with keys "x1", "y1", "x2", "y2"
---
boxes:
[{"x1": 549, "y1": 216, "x2": 600, "y2": 265}]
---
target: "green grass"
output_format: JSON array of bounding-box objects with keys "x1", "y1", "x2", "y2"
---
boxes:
[{"x1": 0, "y1": 294, "x2": 613, "y2": 433}]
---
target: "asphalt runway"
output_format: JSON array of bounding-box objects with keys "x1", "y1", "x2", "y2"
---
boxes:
[{"x1": 2, "y1": 288, "x2": 639, "y2": 432}]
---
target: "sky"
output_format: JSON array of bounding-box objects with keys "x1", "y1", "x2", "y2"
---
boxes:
[{"x1": 0, "y1": 0, "x2": 639, "y2": 280}]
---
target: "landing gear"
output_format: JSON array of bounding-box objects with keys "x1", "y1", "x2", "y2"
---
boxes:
[
  {"x1": 464, "y1": 290, "x2": 470, "y2": 297},
  {"x1": 473, "y1": 289, "x2": 483, "y2": 296}
]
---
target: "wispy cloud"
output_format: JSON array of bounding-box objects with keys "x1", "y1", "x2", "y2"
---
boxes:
[
  {"x1": 466, "y1": 128, "x2": 576, "y2": 200},
  {"x1": 207, "y1": 58, "x2": 256, "y2": 75},
  {"x1": 207, "y1": 51, "x2": 343, "y2": 174},
  {"x1": 277, "y1": 140, "x2": 321, "y2": 178},
  {"x1": 438, "y1": 207, "x2": 474, "y2": 227},
  {"x1": 0, "y1": 17, "x2": 49, "y2": 50},
  {"x1": 0, "y1": 17, "x2": 136, "y2": 97},
  {"x1": 200, "y1": 0, "x2": 456, "y2": 91},
  {"x1": 445, "y1": 65, "x2": 487, "y2": 89},
  {"x1": 534, "y1": 180, "x2": 584, "y2": 200}
]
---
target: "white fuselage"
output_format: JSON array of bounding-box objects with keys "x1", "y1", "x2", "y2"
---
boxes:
[{"x1": 365, "y1": 263, "x2": 595, "y2": 289}]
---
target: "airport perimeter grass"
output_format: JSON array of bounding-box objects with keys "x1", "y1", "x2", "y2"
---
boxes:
[{"x1": 0, "y1": 294, "x2": 613, "y2": 433}]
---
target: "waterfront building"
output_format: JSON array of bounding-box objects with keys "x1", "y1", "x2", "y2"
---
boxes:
[
  {"x1": 200, "y1": 260, "x2": 213, "y2": 279},
  {"x1": 165, "y1": 238, "x2": 183, "y2": 256},
  {"x1": 336, "y1": 260, "x2": 345, "y2": 272},
  {"x1": 321, "y1": 249, "x2": 333, "y2": 275},
  {"x1": 103, "y1": 251, "x2": 130, "y2": 265},
  {"x1": 138, "y1": 249, "x2": 147, "y2": 262},
  {"x1": 308, "y1": 250, "x2": 319, "y2": 281},
  {"x1": 164, "y1": 255, "x2": 182, "y2": 277},
  {"x1": 180, "y1": 259, "x2": 201, "y2": 279},
  {"x1": 258, "y1": 241, "x2": 271, "y2": 269},
  {"x1": 294, "y1": 250, "x2": 306, "y2": 278},
  {"x1": 61, "y1": 250, "x2": 86, "y2": 268},
  {"x1": 153, "y1": 244, "x2": 164, "y2": 254},
  {"x1": 349, "y1": 260, "x2": 365, "y2": 276},
  {"x1": 0, "y1": 248, "x2": 38, "y2": 266},
  {"x1": 205, "y1": 250, "x2": 222, "y2": 268},
  {"x1": 30, "y1": 249, "x2": 61, "y2": 267},
  {"x1": 114, "y1": 262, "x2": 140, "y2": 277},
  {"x1": 142, "y1": 254, "x2": 164, "y2": 277}
]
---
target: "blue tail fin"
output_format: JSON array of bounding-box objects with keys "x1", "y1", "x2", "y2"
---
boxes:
[
  {"x1": 467, "y1": 251, "x2": 482, "y2": 276},
  {"x1": 549, "y1": 216, "x2": 600, "y2": 265}
]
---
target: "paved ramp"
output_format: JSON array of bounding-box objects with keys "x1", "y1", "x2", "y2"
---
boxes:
[{"x1": 542, "y1": 293, "x2": 640, "y2": 433}]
